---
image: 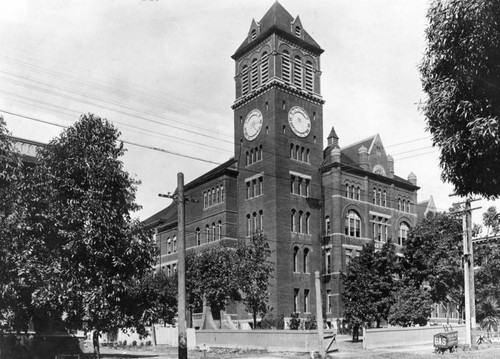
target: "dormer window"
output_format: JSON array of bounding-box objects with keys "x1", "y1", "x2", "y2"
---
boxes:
[
  {"x1": 251, "y1": 29, "x2": 257, "y2": 40},
  {"x1": 295, "y1": 26, "x2": 301, "y2": 36}
]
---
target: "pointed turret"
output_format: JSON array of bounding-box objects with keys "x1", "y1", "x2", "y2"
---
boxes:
[{"x1": 327, "y1": 127, "x2": 339, "y2": 148}]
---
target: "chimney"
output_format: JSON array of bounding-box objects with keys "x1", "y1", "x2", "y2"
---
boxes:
[
  {"x1": 387, "y1": 155, "x2": 394, "y2": 179},
  {"x1": 408, "y1": 172, "x2": 417, "y2": 186},
  {"x1": 358, "y1": 146, "x2": 369, "y2": 171}
]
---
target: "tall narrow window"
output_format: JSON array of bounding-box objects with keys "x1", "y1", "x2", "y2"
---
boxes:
[
  {"x1": 305, "y1": 212, "x2": 311, "y2": 235},
  {"x1": 294, "y1": 289, "x2": 300, "y2": 313},
  {"x1": 357, "y1": 187, "x2": 361, "y2": 201},
  {"x1": 327, "y1": 290, "x2": 332, "y2": 314},
  {"x1": 303, "y1": 248, "x2": 309, "y2": 273},
  {"x1": 346, "y1": 184, "x2": 350, "y2": 198},
  {"x1": 298, "y1": 210, "x2": 304, "y2": 233},
  {"x1": 383, "y1": 191, "x2": 387, "y2": 207},
  {"x1": 167, "y1": 237, "x2": 171, "y2": 254},
  {"x1": 173, "y1": 235, "x2": 177, "y2": 252},
  {"x1": 305, "y1": 61, "x2": 314, "y2": 92},
  {"x1": 304, "y1": 289, "x2": 310, "y2": 313},
  {"x1": 211, "y1": 223, "x2": 216, "y2": 242},
  {"x1": 282, "y1": 50, "x2": 291, "y2": 84},
  {"x1": 290, "y1": 143, "x2": 294, "y2": 159},
  {"x1": 203, "y1": 192, "x2": 207, "y2": 208},
  {"x1": 325, "y1": 248, "x2": 331, "y2": 273},
  {"x1": 220, "y1": 185, "x2": 224, "y2": 202},
  {"x1": 217, "y1": 221, "x2": 222, "y2": 240},
  {"x1": 247, "y1": 214, "x2": 251, "y2": 237},
  {"x1": 246, "y1": 181, "x2": 251, "y2": 199},
  {"x1": 373, "y1": 188, "x2": 377, "y2": 204},
  {"x1": 216, "y1": 187, "x2": 220, "y2": 204},
  {"x1": 261, "y1": 52, "x2": 269, "y2": 84},
  {"x1": 294, "y1": 56, "x2": 302, "y2": 87},
  {"x1": 259, "y1": 176, "x2": 264, "y2": 195},
  {"x1": 253, "y1": 212, "x2": 258, "y2": 234},
  {"x1": 196, "y1": 228, "x2": 201, "y2": 246},
  {"x1": 293, "y1": 246, "x2": 299, "y2": 273},
  {"x1": 242, "y1": 65, "x2": 249, "y2": 95},
  {"x1": 291, "y1": 209, "x2": 296, "y2": 232},
  {"x1": 325, "y1": 216, "x2": 331, "y2": 235},
  {"x1": 251, "y1": 58, "x2": 259, "y2": 90},
  {"x1": 259, "y1": 210, "x2": 264, "y2": 231}
]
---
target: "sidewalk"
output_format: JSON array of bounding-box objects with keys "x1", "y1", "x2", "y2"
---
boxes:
[{"x1": 94, "y1": 336, "x2": 500, "y2": 359}]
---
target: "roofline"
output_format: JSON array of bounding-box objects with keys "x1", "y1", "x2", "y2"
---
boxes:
[
  {"x1": 9, "y1": 136, "x2": 47, "y2": 147},
  {"x1": 321, "y1": 162, "x2": 420, "y2": 191},
  {"x1": 184, "y1": 158, "x2": 238, "y2": 192}
]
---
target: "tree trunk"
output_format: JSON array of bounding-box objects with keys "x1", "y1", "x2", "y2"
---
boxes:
[
  {"x1": 253, "y1": 312, "x2": 257, "y2": 329},
  {"x1": 93, "y1": 331, "x2": 100, "y2": 359},
  {"x1": 352, "y1": 325, "x2": 359, "y2": 342}
]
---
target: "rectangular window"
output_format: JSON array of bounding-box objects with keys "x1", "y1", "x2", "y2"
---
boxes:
[
  {"x1": 325, "y1": 248, "x2": 331, "y2": 273},
  {"x1": 304, "y1": 289, "x2": 310, "y2": 313},
  {"x1": 294, "y1": 289, "x2": 300, "y2": 313},
  {"x1": 326, "y1": 290, "x2": 332, "y2": 314},
  {"x1": 345, "y1": 249, "x2": 352, "y2": 266}
]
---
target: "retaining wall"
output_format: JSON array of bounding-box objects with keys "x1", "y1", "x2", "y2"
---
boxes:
[
  {"x1": 154, "y1": 326, "x2": 197, "y2": 349},
  {"x1": 363, "y1": 325, "x2": 466, "y2": 349},
  {"x1": 196, "y1": 329, "x2": 334, "y2": 352}
]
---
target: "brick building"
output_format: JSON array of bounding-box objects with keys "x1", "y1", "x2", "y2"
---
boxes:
[{"x1": 144, "y1": 3, "x2": 420, "y2": 327}]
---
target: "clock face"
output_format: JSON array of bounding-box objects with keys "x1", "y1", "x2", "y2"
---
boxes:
[
  {"x1": 243, "y1": 109, "x2": 263, "y2": 141},
  {"x1": 288, "y1": 106, "x2": 311, "y2": 138}
]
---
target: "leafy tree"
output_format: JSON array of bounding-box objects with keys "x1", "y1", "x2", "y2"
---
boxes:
[
  {"x1": 236, "y1": 233, "x2": 274, "y2": 329},
  {"x1": 402, "y1": 212, "x2": 464, "y2": 320},
  {"x1": 475, "y1": 242, "x2": 500, "y2": 309},
  {"x1": 388, "y1": 279, "x2": 433, "y2": 327},
  {"x1": 420, "y1": 0, "x2": 500, "y2": 198},
  {"x1": 342, "y1": 239, "x2": 398, "y2": 341},
  {"x1": 0, "y1": 116, "x2": 31, "y2": 332},
  {"x1": 128, "y1": 271, "x2": 178, "y2": 327},
  {"x1": 186, "y1": 244, "x2": 241, "y2": 317},
  {"x1": 477, "y1": 296, "x2": 500, "y2": 336},
  {"x1": 483, "y1": 206, "x2": 499, "y2": 237},
  {"x1": 2, "y1": 115, "x2": 156, "y2": 358}
]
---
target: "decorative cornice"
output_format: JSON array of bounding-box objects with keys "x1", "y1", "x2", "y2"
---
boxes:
[{"x1": 232, "y1": 79, "x2": 324, "y2": 110}]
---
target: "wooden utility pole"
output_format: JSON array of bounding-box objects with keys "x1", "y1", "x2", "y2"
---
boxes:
[
  {"x1": 462, "y1": 199, "x2": 477, "y2": 349},
  {"x1": 315, "y1": 271, "x2": 325, "y2": 358},
  {"x1": 177, "y1": 173, "x2": 188, "y2": 359},
  {"x1": 158, "y1": 172, "x2": 189, "y2": 359}
]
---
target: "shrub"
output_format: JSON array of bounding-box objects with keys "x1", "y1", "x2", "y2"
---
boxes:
[
  {"x1": 132, "y1": 340, "x2": 137, "y2": 346},
  {"x1": 288, "y1": 312, "x2": 301, "y2": 330}
]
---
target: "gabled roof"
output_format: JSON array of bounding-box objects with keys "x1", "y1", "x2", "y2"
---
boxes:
[
  {"x1": 232, "y1": 2, "x2": 323, "y2": 59},
  {"x1": 340, "y1": 134, "x2": 378, "y2": 166},
  {"x1": 416, "y1": 195, "x2": 437, "y2": 220}
]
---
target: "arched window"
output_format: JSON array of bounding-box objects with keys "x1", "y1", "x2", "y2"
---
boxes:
[
  {"x1": 253, "y1": 212, "x2": 258, "y2": 234},
  {"x1": 282, "y1": 50, "x2": 291, "y2": 84},
  {"x1": 259, "y1": 210, "x2": 264, "y2": 232},
  {"x1": 398, "y1": 198, "x2": 402, "y2": 211},
  {"x1": 291, "y1": 209, "x2": 296, "y2": 232},
  {"x1": 303, "y1": 248, "x2": 309, "y2": 273},
  {"x1": 246, "y1": 151, "x2": 249, "y2": 166},
  {"x1": 203, "y1": 191, "x2": 207, "y2": 208},
  {"x1": 398, "y1": 222, "x2": 410, "y2": 246},
  {"x1": 298, "y1": 210, "x2": 304, "y2": 233},
  {"x1": 217, "y1": 221, "x2": 222, "y2": 240},
  {"x1": 294, "y1": 55, "x2": 302, "y2": 87},
  {"x1": 351, "y1": 185, "x2": 355, "y2": 199},
  {"x1": 211, "y1": 223, "x2": 216, "y2": 242},
  {"x1": 301, "y1": 147, "x2": 305, "y2": 162},
  {"x1": 173, "y1": 235, "x2": 177, "y2": 252},
  {"x1": 373, "y1": 188, "x2": 377, "y2": 204},
  {"x1": 242, "y1": 65, "x2": 249, "y2": 95},
  {"x1": 251, "y1": 58, "x2": 259, "y2": 90},
  {"x1": 167, "y1": 237, "x2": 171, "y2": 254},
  {"x1": 305, "y1": 212, "x2": 311, "y2": 234},
  {"x1": 306, "y1": 148, "x2": 310, "y2": 162},
  {"x1": 220, "y1": 184, "x2": 224, "y2": 202},
  {"x1": 261, "y1": 52, "x2": 269, "y2": 84},
  {"x1": 205, "y1": 225, "x2": 210, "y2": 241},
  {"x1": 196, "y1": 228, "x2": 201, "y2": 246},
  {"x1": 346, "y1": 184, "x2": 350, "y2": 198},
  {"x1": 325, "y1": 216, "x2": 331, "y2": 235},
  {"x1": 357, "y1": 187, "x2": 361, "y2": 201},
  {"x1": 293, "y1": 246, "x2": 299, "y2": 272},
  {"x1": 290, "y1": 143, "x2": 295, "y2": 159},
  {"x1": 212, "y1": 188, "x2": 215, "y2": 205},
  {"x1": 345, "y1": 210, "x2": 361, "y2": 237},
  {"x1": 305, "y1": 61, "x2": 314, "y2": 91},
  {"x1": 383, "y1": 191, "x2": 387, "y2": 207},
  {"x1": 216, "y1": 187, "x2": 220, "y2": 204},
  {"x1": 259, "y1": 145, "x2": 263, "y2": 160},
  {"x1": 247, "y1": 214, "x2": 251, "y2": 237}
]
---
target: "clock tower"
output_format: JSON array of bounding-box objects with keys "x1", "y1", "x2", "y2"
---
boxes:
[{"x1": 231, "y1": 3, "x2": 325, "y2": 318}]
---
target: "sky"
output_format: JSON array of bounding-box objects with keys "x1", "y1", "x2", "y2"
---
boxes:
[{"x1": 0, "y1": 0, "x2": 497, "y2": 231}]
